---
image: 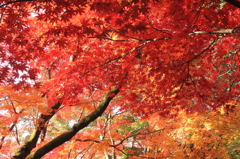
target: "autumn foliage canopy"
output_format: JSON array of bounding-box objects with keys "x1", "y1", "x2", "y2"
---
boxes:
[{"x1": 0, "y1": 0, "x2": 239, "y2": 158}]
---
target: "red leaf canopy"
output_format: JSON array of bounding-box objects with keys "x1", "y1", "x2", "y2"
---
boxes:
[{"x1": 0, "y1": 0, "x2": 239, "y2": 116}]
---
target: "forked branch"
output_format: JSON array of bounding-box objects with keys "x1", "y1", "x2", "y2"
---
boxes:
[
  {"x1": 28, "y1": 88, "x2": 120, "y2": 159},
  {"x1": 12, "y1": 102, "x2": 62, "y2": 159}
]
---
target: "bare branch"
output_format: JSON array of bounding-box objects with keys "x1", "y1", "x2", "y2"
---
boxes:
[
  {"x1": 0, "y1": 109, "x2": 24, "y2": 150},
  {"x1": 12, "y1": 102, "x2": 62, "y2": 159},
  {"x1": 109, "y1": 129, "x2": 164, "y2": 148},
  {"x1": 28, "y1": 88, "x2": 120, "y2": 159},
  {"x1": 192, "y1": 28, "x2": 240, "y2": 34},
  {"x1": 225, "y1": 0, "x2": 240, "y2": 8},
  {"x1": 0, "y1": 0, "x2": 33, "y2": 8}
]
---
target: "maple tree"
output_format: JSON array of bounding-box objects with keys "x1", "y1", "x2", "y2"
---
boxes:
[{"x1": 0, "y1": 0, "x2": 239, "y2": 158}]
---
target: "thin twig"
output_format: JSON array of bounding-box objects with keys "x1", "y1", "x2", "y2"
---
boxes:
[{"x1": 0, "y1": 0, "x2": 33, "y2": 8}]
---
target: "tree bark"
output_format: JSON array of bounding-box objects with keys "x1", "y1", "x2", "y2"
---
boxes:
[
  {"x1": 12, "y1": 102, "x2": 61, "y2": 159},
  {"x1": 192, "y1": 28, "x2": 240, "y2": 34},
  {"x1": 225, "y1": 0, "x2": 240, "y2": 8},
  {"x1": 27, "y1": 88, "x2": 119, "y2": 159}
]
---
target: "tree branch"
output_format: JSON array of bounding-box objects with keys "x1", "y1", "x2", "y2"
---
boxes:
[
  {"x1": 0, "y1": 0, "x2": 34, "y2": 8},
  {"x1": 12, "y1": 102, "x2": 62, "y2": 159},
  {"x1": 0, "y1": 108, "x2": 24, "y2": 150},
  {"x1": 28, "y1": 88, "x2": 120, "y2": 159},
  {"x1": 225, "y1": 0, "x2": 240, "y2": 8},
  {"x1": 192, "y1": 28, "x2": 240, "y2": 34},
  {"x1": 109, "y1": 129, "x2": 164, "y2": 148}
]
